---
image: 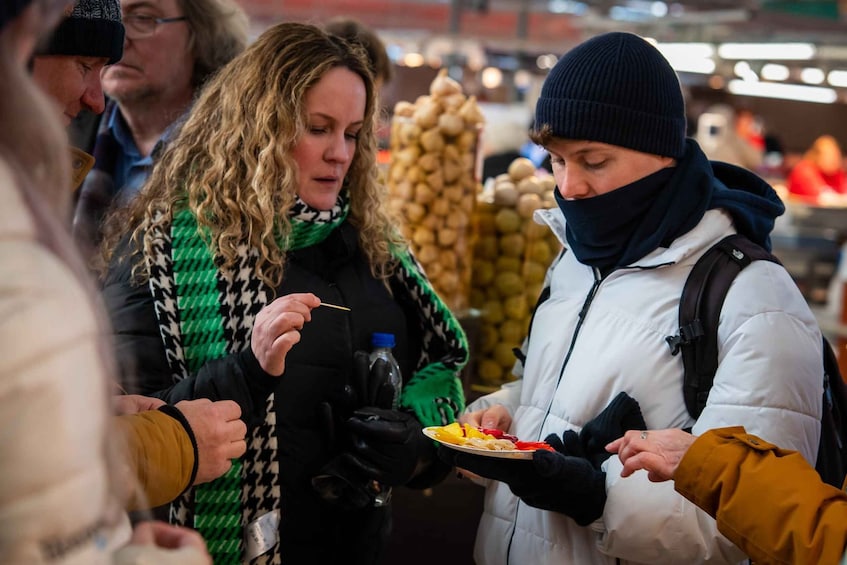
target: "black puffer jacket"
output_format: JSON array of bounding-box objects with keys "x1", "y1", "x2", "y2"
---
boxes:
[{"x1": 102, "y1": 221, "x2": 438, "y2": 564}]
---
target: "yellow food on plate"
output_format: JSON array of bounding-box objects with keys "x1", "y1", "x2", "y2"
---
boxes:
[{"x1": 427, "y1": 423, "x2": 517, "y2": 451}]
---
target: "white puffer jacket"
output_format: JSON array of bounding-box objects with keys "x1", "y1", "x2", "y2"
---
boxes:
[
  {"x1": 469, "y1": 207, "x2": 823, "y2": 565},
  {"x1": 0, "y1": 161, "x2": 205, "y2": 565}
]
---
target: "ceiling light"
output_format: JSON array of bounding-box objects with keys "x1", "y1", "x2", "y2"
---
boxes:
[
  {"x1": 727, "y1": 79, "x2": 837, "y2": 104},
  {"x1": 514, "y1": 70, "x2": 532, "y2": 90},
  {"x1": 761, "y1": 64, "x2": 789, "y2": 81},
  {"x1": 402, "y1": 53, "x2": 424, "y2": 68},
  {"x1": 656, "y1": 42, "x2": 714, "y2": 59},
  {"x1": 481, "y1": 67, "x2": 503, "y2": 89},
  {"x1": 547, "y1": 0, "x2": 587, "y2": 15},
  {"x1": 655, "y1": 43, "x2": 715, "y2": 74},
  {"x1": 536, "y1": 54, "x2": 557, "y2": 70},
  {"x1": 800, "y1": 67, "x2": 825, "y2": 85},
  {"x1": 667, "y1": 57, "x2": 716, "y2": 74},
  {"x1": 718, "y1": 42, "x2": 816, "y2": 60},
  {"x1": 827, "y1": 70, "x2": 847, "y2": 87},
  {"x1": 733, "y1": 61, "x2": 758, "y2": 81}
]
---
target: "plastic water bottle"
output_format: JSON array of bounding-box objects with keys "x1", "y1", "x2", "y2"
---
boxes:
[
  {"x1": 368, "y1": 332, "x2": 402, "y2": 409},
  {"x1": 368, "y1": 332, "x2": 402, "y2": 506}
]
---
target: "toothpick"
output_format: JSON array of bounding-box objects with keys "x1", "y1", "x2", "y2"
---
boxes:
[{"x1": 320, "y1": 302, "x2": 351, "y2": 312}]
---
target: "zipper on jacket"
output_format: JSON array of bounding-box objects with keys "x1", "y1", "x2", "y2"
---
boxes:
[
  {"x1": 551, "y1": 267, "x2": 603, "y2": 408},
  {"x1": 506, "y1": 268, "x2": 602, "y2": 565}
]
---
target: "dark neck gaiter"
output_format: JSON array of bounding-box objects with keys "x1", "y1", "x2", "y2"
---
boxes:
[{"x1": 556, "y1": 159, "x2": 709, "y2": 273}]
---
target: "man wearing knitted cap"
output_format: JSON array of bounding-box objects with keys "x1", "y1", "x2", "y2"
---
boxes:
[
  {"x1": 444, "y1": 32, "x2": 822, "y2": 564},
  {"x1": 32, "y1": 0, "x2": 123, "y2": 126}
]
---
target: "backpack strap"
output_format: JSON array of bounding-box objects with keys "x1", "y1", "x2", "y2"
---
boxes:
[{"x1": 666, "y1": 234, "x2": 779, "y2": 419}]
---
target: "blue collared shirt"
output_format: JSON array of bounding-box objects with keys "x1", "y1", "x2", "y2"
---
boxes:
[{"x1": 106, "y1": 104, "x2": 159, "y2": 200}]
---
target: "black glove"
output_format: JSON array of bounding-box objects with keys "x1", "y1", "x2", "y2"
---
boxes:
[
  {"x1": 560, "y1": 391, "x2": 647, "y2": 468},
  {"x1": 311, "y1": 352, "x2": 399, "y2": 506},
  {"x1": 436, "y1": 392, "x2": 644, "y2": 526},
  {"x1": 311, "y1": 453, "x2": 382, "y2": 510},
  {"x1": 514, "y1": 434, "x2": 606, "y2": 526},
  {"x1": 440, "y1": 437, "x2": 606, "y2": 526},
  {"x1": 344, "y1": 407, "x2": 427, "y2": 486}
]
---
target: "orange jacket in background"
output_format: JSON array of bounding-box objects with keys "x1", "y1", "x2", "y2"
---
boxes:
[
  {"x1": 675, "y1": 426, "x2": 847, "y2": 565},
  {"x1": 116, "y1": 409, "x2": 196, "y2": 511}
]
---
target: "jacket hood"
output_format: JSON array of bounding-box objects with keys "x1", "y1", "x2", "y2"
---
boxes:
[{"x1": 708, "y1": 158, "x2": 785, "y2": 250}]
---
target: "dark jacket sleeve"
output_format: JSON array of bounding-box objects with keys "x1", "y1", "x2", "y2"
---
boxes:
[
  {"x1": 675, "y1": 426, "x2": 847, "y2": 565},
  {"x1": 101, "y1": 253, "x2": 278, "y2": 428}
]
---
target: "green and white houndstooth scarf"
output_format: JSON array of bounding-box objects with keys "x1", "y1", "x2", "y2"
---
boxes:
[{"x1": 146, "y1": 193, "x2": 468, "y2": 563}]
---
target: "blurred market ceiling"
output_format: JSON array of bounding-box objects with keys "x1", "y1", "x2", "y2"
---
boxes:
[
  {"x1": 246, "y1": 0, "x2": 847, "y2": 48},
  {"x1": 242, "y1": 0, "x2": 847, "y2": 102}
]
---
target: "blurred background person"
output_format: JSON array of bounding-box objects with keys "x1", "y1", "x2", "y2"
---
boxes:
[
  {"x1": 0, "y1": 0, "x2": 211, "y2": 562},
  {"x1": 608, "y1": 426, "x2": 847, "y2": 565},
  {"x1": 71, "y1": 0, "x2": 248, "y2": 262},
  {"x1": 696, "y1": 103, "x2": 764, "y2": 172},
  {"x1": 787, "y1": 134, "x2": 847, "y2": 206},
  {"x1": 324, "y1": 16, "x2": 393, "y2": 90}
]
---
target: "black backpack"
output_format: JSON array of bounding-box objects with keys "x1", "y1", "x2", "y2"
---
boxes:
[{"x1": 665, "y1": 233, "x2": 847, "y2": 488}]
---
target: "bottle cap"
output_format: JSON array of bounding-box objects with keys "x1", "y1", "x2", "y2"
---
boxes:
[{"x1": 371, "y1": 332, "x2": 396, "y2": 348}]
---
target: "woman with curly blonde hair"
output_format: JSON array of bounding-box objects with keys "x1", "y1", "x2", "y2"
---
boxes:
[{"x1": 99, "y1": 21, "x2": 468, "y2": 564}]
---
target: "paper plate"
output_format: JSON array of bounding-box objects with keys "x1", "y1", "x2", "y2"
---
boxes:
[{"x1": 423, "y1": 426, "x2": 535, "y2": 460}]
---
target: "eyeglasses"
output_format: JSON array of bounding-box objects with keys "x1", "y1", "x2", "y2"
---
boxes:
[{"x1": 123, "y1": 14, "x2": 188, "y2": 39}]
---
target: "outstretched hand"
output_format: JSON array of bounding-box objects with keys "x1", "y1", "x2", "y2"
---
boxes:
[{"x1": 606, "y1": 428, "x2": 697, "y2": 482}]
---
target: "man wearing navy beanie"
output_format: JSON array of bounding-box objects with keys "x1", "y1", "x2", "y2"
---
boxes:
[
  {"x1": 32, "y1": 0, "x2": 123, "y2": 128},
  {"x1": 534, "y1": 32, "x2": 687, "y2": 159},
  {"x1": 38, "y1": 0, "x2": 124, "y2": 64},
  {"x1": 452, "y1": 32, "x2": 823, "y2": 564}
]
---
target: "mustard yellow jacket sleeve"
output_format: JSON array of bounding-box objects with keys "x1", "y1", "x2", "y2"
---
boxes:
[
  {"x1": 115, "y1": 407, "x2": 197, "y2": 511},
  {"x1": 675, "y1": 426, "x2": 847, "y2": 565}
]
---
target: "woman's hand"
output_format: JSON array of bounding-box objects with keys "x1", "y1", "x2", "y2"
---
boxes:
[
  {"x1": 251, "y1": 293, "x2": 320, "y2": 376},
  {"x1": 458, "y1": 404, "x2": 513, "y2": 432},
  {"x1": 606, "y1": 428, "x2": 697, "y2": 482}
]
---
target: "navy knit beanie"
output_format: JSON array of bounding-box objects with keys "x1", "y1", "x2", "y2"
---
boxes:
[
  {"x1": 0, "y1": 0, "x2": 34, "y2": 32},
  {"x1": 37, "y1": 0, "x2": 124, "y2": 64},
  {"x1": 535, "y1": 32, "x2": 686, "y2": 159}
]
